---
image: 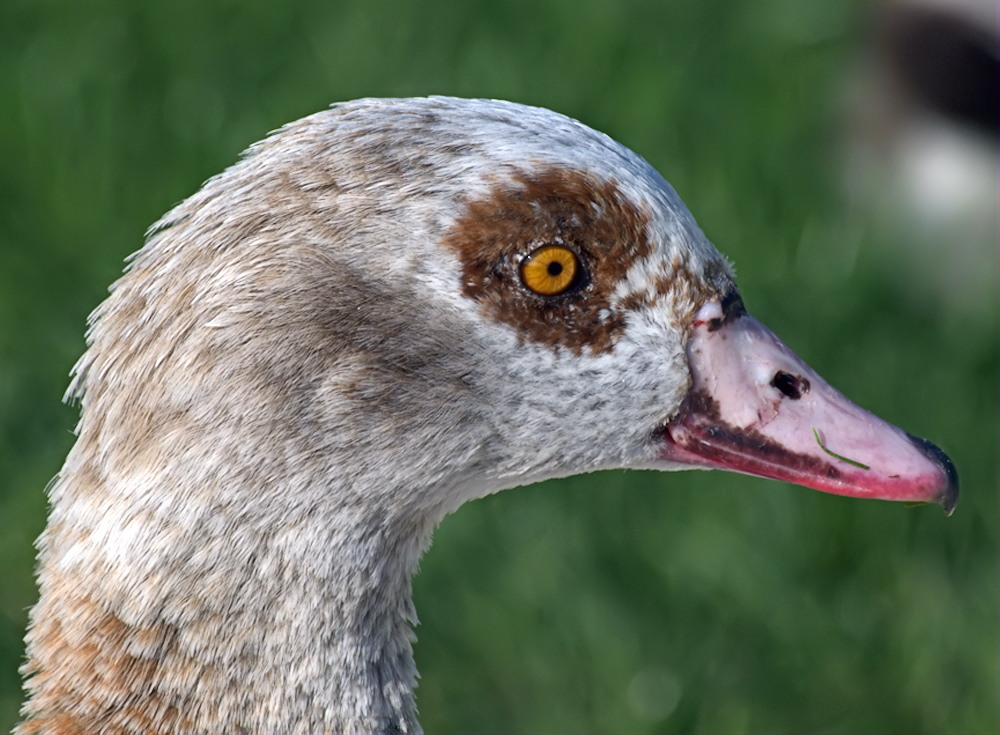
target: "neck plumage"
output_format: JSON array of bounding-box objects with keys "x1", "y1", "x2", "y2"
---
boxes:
[{"x1": 21, "y1": 456, "x2": 438, "y2": 733}]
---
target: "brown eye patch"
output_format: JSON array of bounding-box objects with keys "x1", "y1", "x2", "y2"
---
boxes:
[{"x1": 441, "y1": 167, "x2": 654, "y2": 355}]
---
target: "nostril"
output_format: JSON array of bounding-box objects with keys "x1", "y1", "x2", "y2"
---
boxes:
[{"x1": 771, "y1": 371, "x2": 810, "y2": 400}]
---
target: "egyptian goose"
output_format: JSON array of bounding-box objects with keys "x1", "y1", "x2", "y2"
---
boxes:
[{"x1": 19, "y1": 97, "x2": 957, "y2": 734}]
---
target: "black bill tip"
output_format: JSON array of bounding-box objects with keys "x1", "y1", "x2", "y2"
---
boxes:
[{"x1": 907, "y1": 433, "x2": 960, "y2": 516}]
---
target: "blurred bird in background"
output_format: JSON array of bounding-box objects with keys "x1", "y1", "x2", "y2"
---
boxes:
[{"x1": 845, "y1": 0, "x2": 998, "y2": 314}]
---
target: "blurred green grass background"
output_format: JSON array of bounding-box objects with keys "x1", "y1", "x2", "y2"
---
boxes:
[{"x1": 0, "y1": 0, "x2": 995, "y2": 731}]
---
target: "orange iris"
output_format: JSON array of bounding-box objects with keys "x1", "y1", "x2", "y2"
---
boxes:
[{"x1": 520, "y1": 244, "x2": 579, "y2": 296}]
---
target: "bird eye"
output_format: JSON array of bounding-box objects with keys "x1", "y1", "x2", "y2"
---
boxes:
[{"x1": 520, "y1": 244, "x2": 581, "y2": 296}]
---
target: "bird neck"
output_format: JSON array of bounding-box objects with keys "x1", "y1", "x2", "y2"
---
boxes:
[{"x1": 21, "y1": 463, "x2": 438, "y2": 734}]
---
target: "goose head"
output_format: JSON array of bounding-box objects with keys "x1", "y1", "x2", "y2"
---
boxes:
[{"x1": 20, "y1": 97, "x2": 957, "y2": 734}]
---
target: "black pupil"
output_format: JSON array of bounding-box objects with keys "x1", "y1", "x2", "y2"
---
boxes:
[
  {"x1": 771, "y1": 371, "x2": 809, "y2": 400},
  {"x1": 547, "y1": 261, "x2": 563, "y2": 277}
]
